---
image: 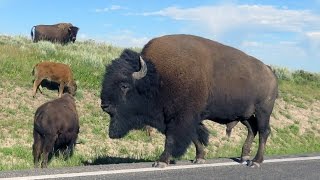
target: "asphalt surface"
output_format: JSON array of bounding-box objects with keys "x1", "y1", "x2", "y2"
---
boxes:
[{"x1": 0, "y1": 154, "x2": 319, "y2": 180}]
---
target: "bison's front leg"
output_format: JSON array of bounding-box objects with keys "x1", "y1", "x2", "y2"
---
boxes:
[
  {"x1": 32, "y1": 78, "x2": 43, "y2": 98},
  {"x1": 192, "y1": 123, "x2": 209, "y2": 164},
  {"x1": 152, "y1": 134, "x2": 174, "y2": 168},
  {"x1": 58, "y1": 83, "x2": 65, "y2": 97},
  {"x1": 153, "y1": 118, "x2": 195, "y2": 168},
  {"x1": 192, "y1": 137, "x2": 205, "y2": 164}
]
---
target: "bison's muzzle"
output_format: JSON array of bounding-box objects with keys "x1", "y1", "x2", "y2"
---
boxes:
[
  {"x1": 100, "y1": 104, "x2": 109, "y2": 113},
  {"x1": 108, "y1": 119, "x2": 126, "y2": 139}
]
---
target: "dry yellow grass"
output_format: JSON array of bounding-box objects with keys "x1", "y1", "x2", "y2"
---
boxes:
[{"x1": 1, "y1": 82, "x2": 319, "y2": 170}]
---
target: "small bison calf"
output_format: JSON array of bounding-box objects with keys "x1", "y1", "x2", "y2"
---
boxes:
[
  {"x1": 32, "y1": 61, "x2": 77, "y2": 97},
  {"x1": 33, "y1": 94, "x2": 79, "y2": 168}
]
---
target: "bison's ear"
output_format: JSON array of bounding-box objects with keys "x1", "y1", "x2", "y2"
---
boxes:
[{"x1": 132, "y1": 56, "x2": 147, "y2": 80}]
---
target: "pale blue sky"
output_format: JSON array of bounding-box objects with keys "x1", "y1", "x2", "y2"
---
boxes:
[{"x1": 0, "y1": 0, "x2": 320, "y2": 72}]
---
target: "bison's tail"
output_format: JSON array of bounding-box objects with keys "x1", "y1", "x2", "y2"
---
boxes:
[
  {"x1": 33, "y1": 123, "x2": 45, "y2": 136},
  {"x1": 31, "y1": 26, "x2": 35, "y2": 42},
  {"x1": 33, "y1": 110, "x2": 47, "y2": 136},
  {"x1": 31, "y1": 65, "x2": 36, "y2": 76},
  {"x1": 197, "y1": 123, "x2": 209, "y2": 146},
  {"x1": 31, "y1": 63, "x2": 39, "y2": 76}
]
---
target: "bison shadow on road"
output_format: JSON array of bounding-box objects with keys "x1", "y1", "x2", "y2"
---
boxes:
[
  {"x1": 82, "y1": 156, "x2": 153, "y2": 166},
  {"x1": 83, "y1": 156, "x2": 241, "y2": 166}
]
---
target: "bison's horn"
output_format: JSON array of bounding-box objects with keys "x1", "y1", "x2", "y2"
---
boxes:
[{"x1": 132, "y1": 56, "x2": 147, "y2": 80}]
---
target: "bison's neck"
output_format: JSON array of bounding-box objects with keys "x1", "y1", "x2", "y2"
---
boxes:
[{"x1": 143, "y1": 103, "x2": 166, "y2": 134}]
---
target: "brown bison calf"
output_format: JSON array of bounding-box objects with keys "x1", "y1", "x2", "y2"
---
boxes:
[
  {"x1": 33, "y1": 94, "x2": 79, "y2": 168},
  {"x1": 32, "y1": 61, "x2": 77, "y2": 97}
]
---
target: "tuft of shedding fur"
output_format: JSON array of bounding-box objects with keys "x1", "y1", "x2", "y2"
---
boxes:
[{"x1": 55, "y1": 23, "x2": 73, "y2": 30}]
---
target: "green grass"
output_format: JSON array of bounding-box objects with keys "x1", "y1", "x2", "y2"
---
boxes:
[
  {"x1": 0, "y1": 36, "x2": 319, "y2": 171},
  {"x1": 267, "y1": 126, "x2": 320, "y2": 155},
  {"x1": 0, "y1": 35, "x2": 124, "y2": 90},
  {"x1": 0, "y1": 146, "x2": 33, "y2": 170},
  {"x1": 273, "y1": 67, "x2": 320, "y2": 103}
]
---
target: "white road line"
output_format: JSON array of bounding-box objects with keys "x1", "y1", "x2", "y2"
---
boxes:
[{"x1": 2, "y1": 156, "x2": 320, "y2": 180}]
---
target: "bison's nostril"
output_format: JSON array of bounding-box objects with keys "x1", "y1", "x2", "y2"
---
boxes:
[{"x1": 101, "y1": 104, "x2": 109, "y2": 111}]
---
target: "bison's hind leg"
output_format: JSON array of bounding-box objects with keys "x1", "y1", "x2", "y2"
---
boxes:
[
  {"x1": 64, "y1": 133, "x2": 78, "y2": 159},
  {"x1": 33, "y1": 132, "x2": 43, "y2": 168},
  {"x1": 41, "y1": 135, "x2": 57, "y2": 168},
  {"x1": 246, "y1": 101, "x2": 273, "y2": 168},
  {"x1": 226, "y1": 121, "x2": 239, "y2": 138},
  {"x1": 239, "y1": 118, "x2": 257, "y2": 163},
  {"x1": 249, "y1": 110, "x2": 271, "y2": 167}
]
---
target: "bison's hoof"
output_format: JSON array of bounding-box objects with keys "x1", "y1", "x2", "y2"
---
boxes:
[
  {"x1": 240, "y1": 156, "x2": 251, "y2": 164},
  {"x1": 247, "y1": 161, "x2": 261, "y2": 168},
  {"x1": 193, "y1": 158, "x2": 206, "y2": 164},
  {"x1": 152, "y1": 161, "x2": 168, "y2": 168}
]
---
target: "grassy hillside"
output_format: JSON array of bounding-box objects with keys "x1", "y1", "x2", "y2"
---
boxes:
[{"x1": 0, "y1": 35, "x2": 319, "y2": 171}]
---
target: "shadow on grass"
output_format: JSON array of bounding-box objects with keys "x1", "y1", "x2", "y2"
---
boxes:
[
  {"x1": 32, "y1": 79, "x2": 69, "y2": 94},
  {"x1": 83, "y1": 156, "x2": 153, "y2": 166}
]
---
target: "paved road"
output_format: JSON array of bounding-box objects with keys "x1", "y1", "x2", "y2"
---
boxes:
[{"x1": 0, "y1": 154, "x2": 320, "y2": 180}]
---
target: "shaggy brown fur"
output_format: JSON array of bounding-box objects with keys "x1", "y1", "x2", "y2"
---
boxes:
[
  {"x1": 31, "y1": 23, "x2": 79, "y2": 44},
  {"x1": 33, "y1": 94, "x2": 79, "y2": 168},
  {"x1": 142, "y1": 34, "x2": 278, "y2": 166},
  {"x1": 101, "y1": 34, "x2": 278, "y2": 168},
  {"x1": 32, "y1": 61, "x2": 77, "y2": 97}
]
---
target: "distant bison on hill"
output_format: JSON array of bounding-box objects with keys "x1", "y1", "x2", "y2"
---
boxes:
[
  {"x1": 33, "y1": 94, "x2": 79, "y2": 168},
  {"x1": 31, "y1": 23, "x2": 79, "y2": 44},
  {"x1": 100, "y1": 34, "x2": 278, "y2": 168},
  {"x1": 32, "y1": 61, "x2": 77, "y2": 97}
]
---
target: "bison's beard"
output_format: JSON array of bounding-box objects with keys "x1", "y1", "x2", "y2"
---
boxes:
[
  {"x1": 108, "y1": 119, "x2": 127, "y2": 139},
  {"x1": 108, "y1": 115, "x2": 145, "y2": 139}
]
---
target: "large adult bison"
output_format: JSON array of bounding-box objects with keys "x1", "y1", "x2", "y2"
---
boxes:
[
  {"x1": 33, "y1": 94, "x2": 79, "y2": 168},
  {"x1": 31, "y1": 23, "x2": 79, "y2": 44},
  {"x1": 100, "y1": 34, "x2": 278, "y2": 168}
]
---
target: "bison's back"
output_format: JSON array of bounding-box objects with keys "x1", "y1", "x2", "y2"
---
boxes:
[
  {"x1": 34, "y1": 95, "x2": 78, "y2": 135},
  {"x1": 34, "y1": 25, "x2": 68, "y2": 42},
  {"x1": 34, "y1": 61, "x2": 73, "y2": 81},
  {"x1": 142, "y1": 34, "x2": 278, "y2": 118}
]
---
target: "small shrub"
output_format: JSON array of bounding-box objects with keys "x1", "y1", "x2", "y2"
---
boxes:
[{"x1": 271, "y1": 66, "x2": 292, "y2": 80}]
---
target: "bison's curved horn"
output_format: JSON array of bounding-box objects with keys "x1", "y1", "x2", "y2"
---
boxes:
[{"x1": 132, "y1": 56, "x2": 147, "y2": 80}]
